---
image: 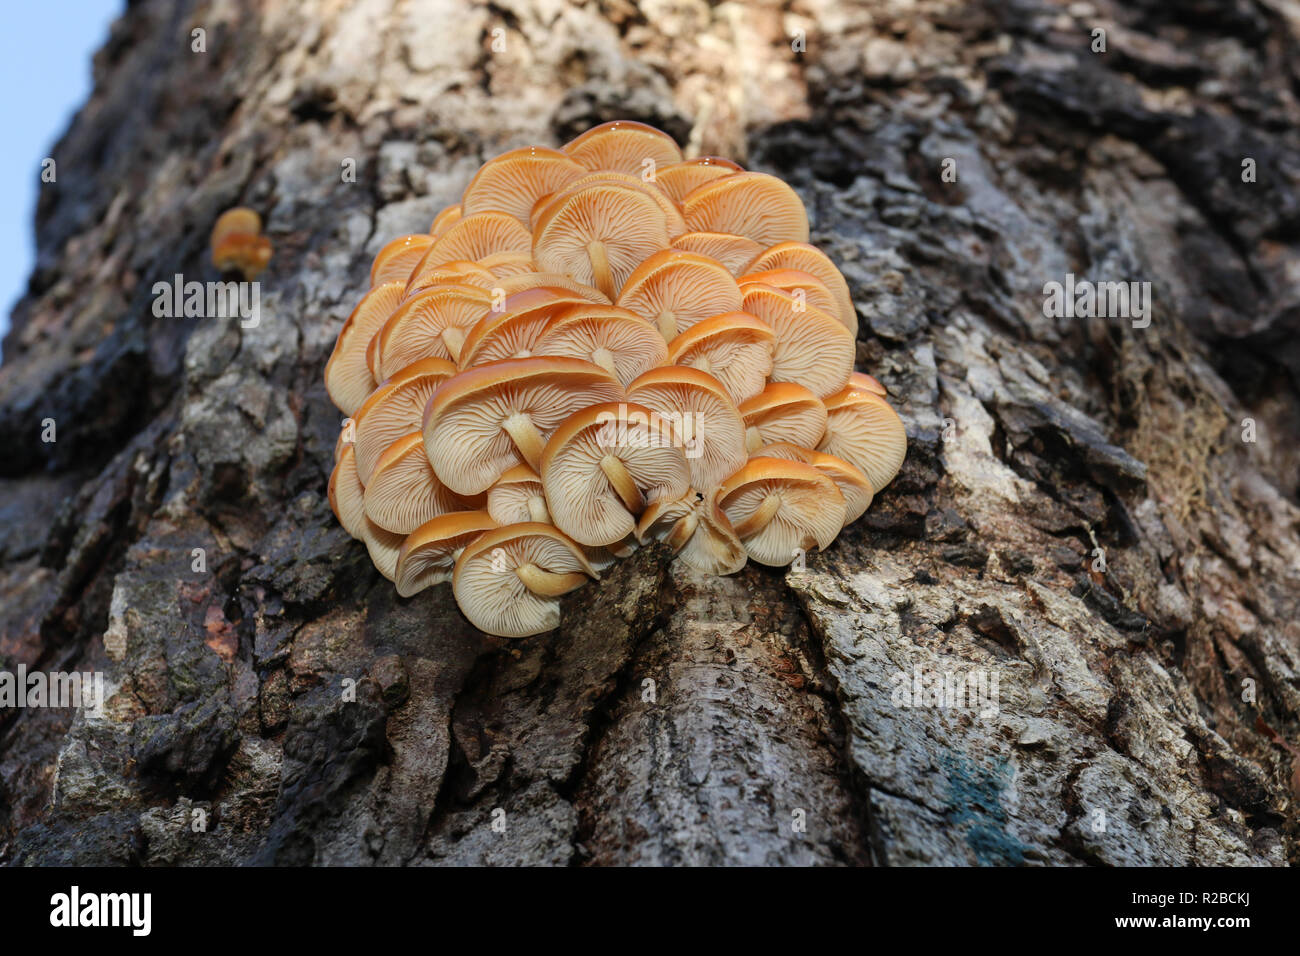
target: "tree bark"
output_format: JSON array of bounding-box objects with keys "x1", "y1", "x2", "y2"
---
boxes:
[{"x1": 2, "y1": 0, "x2": 1298, "y2": 866}]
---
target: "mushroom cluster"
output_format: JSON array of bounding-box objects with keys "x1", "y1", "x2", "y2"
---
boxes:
[{"x1": 325, "y1": 121, "x2": 906, "y2": 637}]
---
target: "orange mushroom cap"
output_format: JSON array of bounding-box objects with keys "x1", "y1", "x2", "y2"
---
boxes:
[
  {"x1": 681, "y1": 172, "x2": 810, "y2": 246},
  {"x1": 562, "y1": 120, "x2": 684, "y2": 175},
  {"x1": 670, "y1": 232, "x2": 764, "y2": 276},
  {"x1": 456, "y1": 287, "x2": 594, "y2": 369},
  {"x1": 374, "y1": 282, "x2": 492, "y2": 374},
  {"x1": 324, "y1": 281, "x2": 407, "y2": 416},
  {"x1": 352, "y1": 357, "x2": 457, "y2": 484},
  {"x1": 430, "y1": 204, "x2": 462, "y2": 237},
  {"x1": 420, "y1": 212, "x2": 532, "y2": 269},
  {"x1": 532, "y1": 181, "x2": 672, "y2": 299},
  {"x1": 615, "y1": 249, "x2": 743, "y2": 342},
  {"x1": 422, "y1": 356, "x2": 625, "y2": 495},
  {"x1": 739, "y1": 382, "x2": 828, "y2": 453},
  {"x1": 818, "y1": 387, "x2": 907, "y2": 495},
  {"x1": 636, "y1": 491, "x2": 748, "y2": 575},
  {"x1": 540, "y1": 401, "x2": 691, "y2": 546},
  {"x1": 625, "y1": 365, "x2": 747, "y2": 492},
  {"x1": 740, "y1": 283, "x2": 855, "y2": 399},
  {"x1": 716, "y1": 457, "x2": 846, "y2": 566},
  {"x1": 665, "y1": 311, "x2": 776, "y2": 405},
  {"x1": 460, "y1": 146, "x2": 587, "y2": 223},
  {"x1": 395, "y1": 509, "x2": 498, "y2": 598},
  {"x1": 363, "y1": 432, "x2": 480, "y2": 534},
  {"x1": 531, "y1": 304, "x2": 668, "y2": 387},
  {"x1": 452, "y1": 522, "x2": 599, "y2": 637},
  {"x1": 757, "y1": 441, "x2": 874, "y2": 524},
  {"x1": 655, "y1": 158, "x2": 743, "y2": 203},
  {"x1": 745, "y1": 241, "x2": 857, "y2": 335}
]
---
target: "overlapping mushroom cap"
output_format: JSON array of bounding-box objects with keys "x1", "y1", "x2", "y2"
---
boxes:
[{"x1": 321, "y1": 120, "x2": 908, "y2": 637}]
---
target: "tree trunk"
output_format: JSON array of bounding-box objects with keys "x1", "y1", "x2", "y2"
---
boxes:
[{"x1": 2, "y1": 0, "x2": 1298, "y2": 866}]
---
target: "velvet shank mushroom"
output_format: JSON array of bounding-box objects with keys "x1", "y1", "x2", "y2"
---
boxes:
[
  {"x1": 422, "y1": 356, "x2": 624, "y2": 494},
  {"x1": 540, "y1": 401, "x2": 690, "y2": 546},
  {"x1": 716, "y1": 457, "x2": 846, "y2": 566},
  {"x1": 321, "y1": 120, "x2": 905, "y2": 638},
  {"x1": 452, "y1": 523, "x2": 599, "y2": 637}
]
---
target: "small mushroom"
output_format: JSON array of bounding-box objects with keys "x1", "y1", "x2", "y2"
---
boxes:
[
  {"x1": 394, "y1": 510, "x2": 498, "y2": 598},
  {"x1": 490, "y1": 272, "x2": 610, "y2": 303},
  {"x1": 615, "y1": 249, "x2": 742, "y2": 342},
  {"x1": 405, "y1": 259, "x2": 498, "y2": 298},
  {"x1": 671, "y1": 231, "x2": 763, "y2": 276},
  {"x1": 452, "y1": 523, "x2": 599, "y2": 637},
  {"x1": 655, "y1": 158, "x2": 743, "y2": 203},
  {"x1": 818, "y1": 386, "x2": 908, "y2": 495},
  {"x1": 478, "y1": 251, "x2": 536, "y2": 277},
  {"x1": 636, "y1": 491, "x2": 748, "y2": 575},
  {"x1": 532, "y1": 181, "x2": 671, "y2": 298},
  {"x1": 540, "y1": 171, "x2": 687, "y2": 238},
  {"x1": 486, "y1": 463, "x2": 620, "y2": 572},
  {"x1": 374, "y1": 282, "x2": 493, "y2": 373},
  {"x1": 431, "y1": 204, "x2": 462, "y2": 236},
  {"x1": 562, "y1": 120, "x2": 684, "y2": 174},
  {"x1": 738, "y1": 268, "x2": 839, "y2": 319},
  {"x1": 487, "y1": 463, "x2": 552, "y2": 525},
  {"x1": 739, "y1": 382, "x2": 828, "y2": 453},
  {"x1": 532, "y1": 304, "x2": 668, "y2": 386},
  {"x1": 744, "y1": 241, "x2": 857, "y2": 335},
  {"x1": 370, "y1": 234, "x2": 435, "y2": 287},
  {"x1": 540, "y1": 401, "x2": 691, "y2": 546},
  {"x1": 331, "y1": 445, "x2": 407, "y2": 579},
  {"x1": 328, "y1": 443, "x2": 367, "y2": 539},
  {"x1": 740, "y1": 283, "x2": 854, "y2": 398},
  {"x1": 716, "y1": 457, "x2": 846, "y2": 566},
  {"x1": 324, "y1": 280, "x2": 407, "y2": 415},
  {"x1": 352, "y1": 357, "x2": 457, "y2": 484},
  {"x1": 626, "y1": 365, "x2": 747, "y2": 491},
  {"x1": 363, "y1": 432, "x2": 480, "y2": 534},
  {"x1": 422, "y1": 356, "x2": 625, "y2": 494},
  {"x1": 757, "y1": 441, "x2": 874, "y2": 524},
  {"x1": 456, "y1": 287, "x2": 594, "y2": 368},
  {"x1": 681, "y1": 172, "x2": 810, "y2": 246},
  {"x1": 665, "y1": 311, "x2": 775, "y2": 405},
  {"x1": 211, "y1": 207, "x2": 272, "y2": 280},
  {"x1": 460, "y1": 146, "x2": 586, "y2": 223},
  {"x1": 847, "y1": 371, "x2": 887, "y2": 396},
  {"x1": 421, "y1": 212, "x2": 532, "y2": 266}
]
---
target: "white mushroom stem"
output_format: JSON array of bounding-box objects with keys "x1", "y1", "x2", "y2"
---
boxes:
[
  {"x1": 527, "y1": 494, "x2": 551, "y2": 524},
  {"x1": 666, "y1": 511, "x2": 699, "y2": 552},
  {"x1": 442, "y1": 326, "x2": 466, "y2": 363},
  {"x1": 502, "y1": 413, "x2": 546, "y2": 471},
  {"x1": 745, "y1": 425, "x2": 764, "y2": 453},
  {"x1": 587, "y1": 240, "x2": 614, "y2": 298},
  {"x1": 733, "y1": 493, "x2": 781, "y2": 538},
  {"x1": 590, "y1": 347, "x2": 618, "y2": 378},
  {"x1": 656, "y1": 309, "x2": 676, "y2": 342},
  {"x1": 689, "y1": 355, "x2": 712, "y2": 374},
  {"x1": 515, "y1": 563, "x2": 588, "y2": 596},
  {"x1": 600, "y1": 454, "x2": 644, "y2": 513}
]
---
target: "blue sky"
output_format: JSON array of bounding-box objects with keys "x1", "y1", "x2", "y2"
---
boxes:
[{"x1": 0, "y1": 1, "x2": 123, "y2": 357}]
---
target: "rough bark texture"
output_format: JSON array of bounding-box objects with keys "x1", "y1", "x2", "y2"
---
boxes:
[{"x1": 2, "y1": 0, "x2": 1298, "y2": 866}]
